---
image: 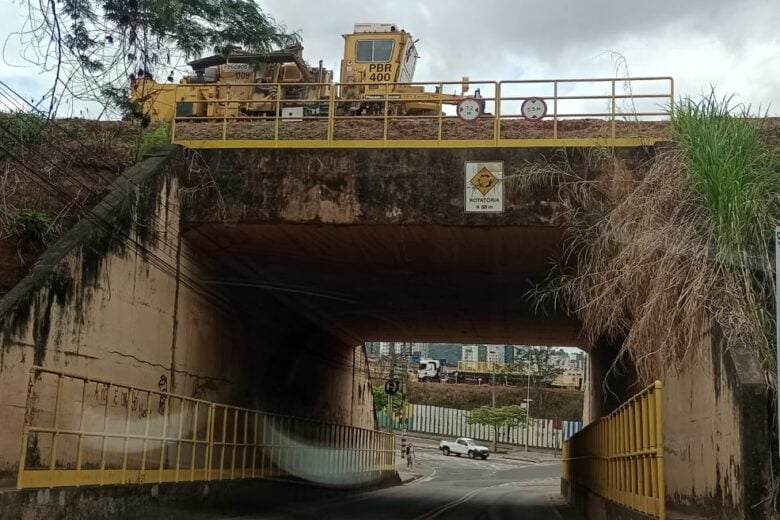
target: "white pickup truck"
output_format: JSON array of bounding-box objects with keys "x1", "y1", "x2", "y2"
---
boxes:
[{"x1": 439, "y1": 437, "x2": 490, "y2": 460}]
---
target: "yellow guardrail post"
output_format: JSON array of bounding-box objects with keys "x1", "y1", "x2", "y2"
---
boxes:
[
  {"x1": 190, "y1": 402, "x2": 200, "y2": 482},
  {"x1": 221, "y1": 86, "x2": 229, "y2": 144},
  {"x1": 274, "y1": 91, "x2": 281, "y2": 142},
  {"x1": 98, "y1": 382, "x2": 111, "y2": 485},
  {"x1": 157, "y1": 391, "x2": 170, "y2": 484},
  {"x1": 16, "y1": 369, "x2": 34, "y2": 490},
  {"x1": 494, "y1": 82, "x2": 501, "y2": 145},
  {"x1": 327, "y1": 88, "x2": 335, "y2": 143},
  {"x1": 75, "y1": 379, "x2": 87, "y2": 487},
  {"x1": 174, "y1": 399, "x2": 184, "y2": 482},
  {"x1": 553, "y1": 80, "x2": 559, "y2": 141},
  {"x1": 383, "y1": 88, "x2": 390, "y2": 143},
  {"x1": 437, "y1": 82, "x2": 444, "y2": 142},
  {"x1": 655, "y1": 382, "x2": 666, "y2": 519},
  {"x1": 139, "y1": 391, "x2": 153, "y2": 480},
  {"x1": 611, "y1": 79, "x2": 617, "y2": 144},
  {"x1": 170, "y1": 85, "x2": 178, "y2": 143},
  {"x1": 48, "y1": 374, "x2": 63, "y2": 488}
]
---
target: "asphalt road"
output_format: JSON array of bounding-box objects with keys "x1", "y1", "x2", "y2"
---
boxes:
[{"x1": 208, "y1": 449, "x2": 583, "y2": 520}]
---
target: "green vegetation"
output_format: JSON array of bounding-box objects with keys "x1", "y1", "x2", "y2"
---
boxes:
[
  {"x1": 372, "y1": 385, "x2": 406, "y2": 416},
  {"x1": 407, "y1": 382, "x2": 583, "y2": 420},
  {"x1": 5, "y1": 209, "x2": 55, "y2": 244},
  {"x1": 467, "y1": 405, "x2": 527, "y2": 451},
  {"x1": 510, "y1": 347, "x2": 564, "y2": 385},
  {"x1": 531, "y1": 91, "x2": 780, "y2": 380},
  {"x1": 673, "y1": 92, "x2": 779, "y2": 266},
  {"x1": 26, "y1": 1, "x2": 298, "y2": 116},
  {"x1": 0, "y1": 112, "x2": 47, "y2": 152},
  {"x1": 132, "y1": 123, "x2": 172, "y2": 160}
]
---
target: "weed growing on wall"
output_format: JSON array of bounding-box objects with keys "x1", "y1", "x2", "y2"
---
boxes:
[
  {"x1": 6, "y1": 209, "x2": 55, "y2": 243},
  {"x1": 526, "y1": 91, "x2": 780, "y2": 381},
  {"x1": 0, "y1": 112, "x2": 47, "y2": 154}
]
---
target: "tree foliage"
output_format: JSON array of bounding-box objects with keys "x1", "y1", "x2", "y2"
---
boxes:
[
  {"x1": 17, "y1": 0, "x2": 298, "y2": 116},
  {"x1": 512, "y1": 347, "x2": 564, "y2": 385},
  {"x1": 467, "y1": 404, "x2": 527, "y2": 451},
  {"x1": 372, "y1": 385, "x2": 405, "y2": 416},
  {"x1": 467, "y1": 404, "x2": 528, "y2": 429}
]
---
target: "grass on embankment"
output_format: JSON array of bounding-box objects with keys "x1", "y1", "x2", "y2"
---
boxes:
[{"x1": 532, "y1": 91, "x2": 780, "y2": 380}]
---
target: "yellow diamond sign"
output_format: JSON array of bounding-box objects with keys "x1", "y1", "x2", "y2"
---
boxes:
[
  {"x1": 470, "y1": 166, "x2": 499, "y2": 196},
  {"x1": 465, "y1": 161, "x2": 504, "y2": 213}
]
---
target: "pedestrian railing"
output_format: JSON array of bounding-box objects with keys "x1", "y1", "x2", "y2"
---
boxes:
[
  {"x1": 562, "y1": 381, "x2": 665, "y2": 519},
  {"x1": 170, "y1": 77, "x2": 673, "y2": 149},
  {"x1": 16, "y1": 366, "x2": 395, "y2": 489}
]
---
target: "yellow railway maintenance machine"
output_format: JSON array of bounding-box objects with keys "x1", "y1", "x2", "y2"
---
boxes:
[
  {"x1": 338, "y1": 22, "x2": 470, "y2": 115},
  {"x1": 131, "y1": 23, "x2": 474, "y2": 123}
]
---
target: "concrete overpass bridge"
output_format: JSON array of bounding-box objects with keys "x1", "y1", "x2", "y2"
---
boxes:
[{"x1": 0, "y1": 78, "x2": 771, "y2": 520}]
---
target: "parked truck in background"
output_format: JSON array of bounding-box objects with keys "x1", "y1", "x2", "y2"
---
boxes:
[{"x1": 418, "y1": 359, "x2": 448, "y2": 382}]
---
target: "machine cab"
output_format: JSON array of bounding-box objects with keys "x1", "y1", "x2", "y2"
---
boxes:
[{"x1": 341, "y1": 23, "x2": 419, "y2": 97}]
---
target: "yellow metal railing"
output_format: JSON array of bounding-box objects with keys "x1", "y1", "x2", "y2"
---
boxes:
[
  {"x1": 16, "y1": 367, "x2": 395, "y2": 489},
  {"x1": 562, "y1": 381, "x2": 665, "y2": 519},
  {"x1": 171, "y1": 77, "x2": 673, "y2": 149}
]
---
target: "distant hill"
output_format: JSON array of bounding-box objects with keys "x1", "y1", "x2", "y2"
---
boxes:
[{"x1": 428, "y1": 343, "x2": 463, "y2": 364}]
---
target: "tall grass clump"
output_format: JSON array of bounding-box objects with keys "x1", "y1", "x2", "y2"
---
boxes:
[
  {"x1": 529, "y1": 91, "x2": 780, "y2": 382},
  {"x1": 130, "y1": 122, "x2": 171, "y2": 161},
  {"x1": 673, "y1": 92, "x2": 779, "y2": 268},
  {"x1": 0, "y1": 111, "x2": 47, "y2": 153}
]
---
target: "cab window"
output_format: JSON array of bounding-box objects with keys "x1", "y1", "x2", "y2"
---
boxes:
[{"x1": 356, "y1": 40, "x2": 394, "y2": 62}]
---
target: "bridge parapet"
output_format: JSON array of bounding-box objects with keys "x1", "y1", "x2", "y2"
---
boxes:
[{"x1": 171, "y1": 77, "x2": 673, "y2": 149}]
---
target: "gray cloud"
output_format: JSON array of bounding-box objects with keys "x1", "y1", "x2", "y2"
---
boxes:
[
  {"x1": 262, "y1": 0, "x2": 780, "y2": 111},
  {"x1": 2, "y1": 0, "x2": 779, "y2": 114}
]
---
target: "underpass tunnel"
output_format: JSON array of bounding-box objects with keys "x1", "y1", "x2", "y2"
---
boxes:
[
  {"x1": 185, "y1": 223, "x2": 583, "y2": 347},
  {"x1": 179, "y1": 221, "x2": 604, "y2": 426}
]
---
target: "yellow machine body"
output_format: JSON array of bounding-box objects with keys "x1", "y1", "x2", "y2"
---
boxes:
[
  {"x1": 132, "y1": 24, "x2": 469, "y2": 122},
  {"x1": 340, "y1": 23, "x2": 467, "y2": 115}
]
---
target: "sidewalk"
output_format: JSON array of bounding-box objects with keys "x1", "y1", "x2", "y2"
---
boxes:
[{"x1": 395, "y1": 451, "x2": 433, "y2": 484}]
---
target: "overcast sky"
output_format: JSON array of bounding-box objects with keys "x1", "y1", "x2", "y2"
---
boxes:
[{"x1": 2, "y1": 0, "x2": 779, "y2": 115}]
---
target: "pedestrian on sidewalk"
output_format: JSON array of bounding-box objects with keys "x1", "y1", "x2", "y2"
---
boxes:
[{"x1": 405, "y1": 443, "x2": 415, "y2": 469}]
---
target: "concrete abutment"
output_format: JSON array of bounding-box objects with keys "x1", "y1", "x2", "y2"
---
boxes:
[{"x1": 0, "y1": 143, "x2": 774, "y2": 519}]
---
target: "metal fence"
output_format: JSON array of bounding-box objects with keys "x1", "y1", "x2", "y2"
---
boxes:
[
  {"x1": 16, "y1": 367, "x2": 395, "y2": 490},
  {"x1": 171, "y1": 77, "x2": 673, "y2": 149},
  {"x1": 562, "y1": 381, "x2": 665, "y2": 519},
  {"x1": 377, "y1": 403, "x2": 581, "y2": 451}
]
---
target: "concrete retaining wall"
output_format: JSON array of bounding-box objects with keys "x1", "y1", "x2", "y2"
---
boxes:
[
  {"x1": 663, "y1": 326, "x2": 771, "y2": 520},
  {"x1": 576, "y1": 323, "x2": 772, "y2": 520},
  {"x1": 0, "y1": 147, "x2": 376, "y2": 477}
]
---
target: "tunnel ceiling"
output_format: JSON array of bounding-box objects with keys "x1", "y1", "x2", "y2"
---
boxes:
[{"x1": 185, "y1": 223, "x2": 583, "y2": 347}]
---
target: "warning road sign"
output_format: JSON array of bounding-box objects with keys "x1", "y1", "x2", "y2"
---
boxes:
[{"x1": 465, "y1": 162, "x2": 504, "y2": 213}]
